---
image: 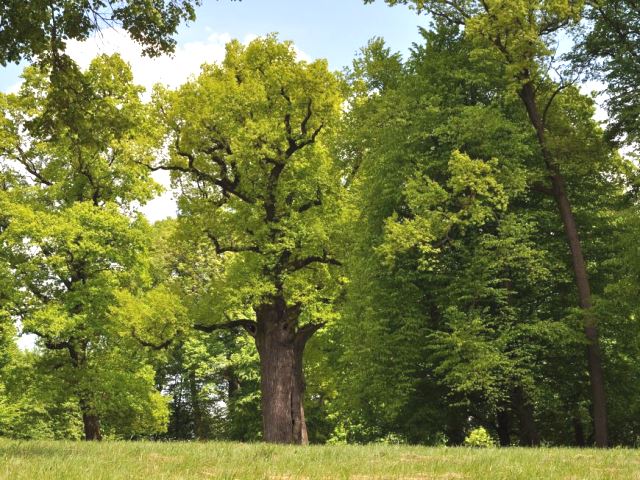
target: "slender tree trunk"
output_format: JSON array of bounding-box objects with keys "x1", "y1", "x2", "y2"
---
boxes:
[
  {"x1": 255, "y1": 301, "x2": 313, "y2": 444},
  {"x1": 496, "y1": 408, "x2": 511, "y2": 447},
  {"x1": 512, "y1": 387, "x2": 540, "y2": 447},
  {"x1": 573, "y1": 414, "x2": 586, "y2": 447},
  {"x1": 189, "y1": 369, "x2": 206, "y2": 440},
  {"x1": 519, "y1": 81, "x2": 608, "y2": 447},
  {"x1": 225, "y1": 367, "x2": 240, "y2": 427}
]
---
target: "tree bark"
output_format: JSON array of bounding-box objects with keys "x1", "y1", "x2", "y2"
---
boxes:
[
  {"x1": 79, "y1": 397, "x2": 102, "y2": 441},
  {"x1": 519, "y1": 81, "x2": 608, "y2": 448},
  {"x1": 254, "y1": 301, "x2": 314, "y2": 444},
  {"x1": 68, "y1": 343, "x2": 102, "y2": 441}
]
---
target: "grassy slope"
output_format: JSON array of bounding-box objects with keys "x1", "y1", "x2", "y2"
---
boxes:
[{"x1": 1, "y1": 440, "x2": 639, "y2": 479}]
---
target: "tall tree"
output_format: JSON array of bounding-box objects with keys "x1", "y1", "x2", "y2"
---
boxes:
[
  {"x1": 149, "y1": 36, "x2": 344, "y2": 444},
  {"x1": 368, "y1": 0, "x2": 611, "y2": 446},
  {"x1": 0, "y1": 55, "x2": 167, "y2": 440}
]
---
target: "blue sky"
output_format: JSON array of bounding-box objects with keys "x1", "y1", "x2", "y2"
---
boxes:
[
  {"x1": 0, "y1": 0, "x2": 428, "y2": 91},
  {"x1": 186, "y1": 0, "x2": 427, "y2": 68}
]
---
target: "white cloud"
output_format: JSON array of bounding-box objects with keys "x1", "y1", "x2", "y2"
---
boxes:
[
  {"x1": 66, "y1": 28, "x2": 233, "y2": 95},
  {"x1": 6, "y1": 29, "x2": 312, "y2": 224},
  {"x1": 65, "y1": 29, "x2": 312, "y2": 95},
  {"x1": 5, "y1": 82, "x2": 22, "y2": 94},
  {"x1": 65, "y1": 28, "x2": 237, "y2": 223},
  {"x1": 17, "y1": 333, "x2": 37, "y2": 351},
  {"x1": 143, "y1": 170, "x2": 178, "y2": 223}
]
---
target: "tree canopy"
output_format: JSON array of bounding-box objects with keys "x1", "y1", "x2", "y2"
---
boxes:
[
  {"x1": 1, "y1": 1, "x2": 640, "y2": 448},
  {"x1": 0, "y1": 0, "x2": 204, "y2": 66}
]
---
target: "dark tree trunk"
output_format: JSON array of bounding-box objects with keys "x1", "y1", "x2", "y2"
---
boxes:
[
  {"x1": 496, "y1": 409, "x2": 511, "y2": 447},
  {"x1": 69, "y1": 343, "x2": 101, "y2": 441},
  {"x1": 79, "y1": 398, "x2": 102, "y2": 441},
  {"x1": 512, "y1": 387, "x2": 540, "y2": 447},
  {"x1": 189, "y1": 369, "x2": 206, "y2": 440},
  {"x1": 573, "y1": 414, "x2": 586, "y2": 447},
  {"x1": 519, "y1": 81, "x2": 608, "y2": 448},
  {"x1": 254, "y1": 300, "x2": 315, "y2": 444}
]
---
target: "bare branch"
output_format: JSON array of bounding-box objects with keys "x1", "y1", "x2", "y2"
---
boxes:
[
  {"x1": 542, "y1": 82, "x2": 572, "y2": 128},
  {"x1": 24, "y1": 327, "x2": 70, "y2": 350},
  {"x1": 294, "y1": 186, "x2": 323, "y2": 213}
]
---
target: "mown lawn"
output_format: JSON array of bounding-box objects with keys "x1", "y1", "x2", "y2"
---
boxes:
[{"x1": 1, "y1": 440, "x2": 639, "y2": 479}]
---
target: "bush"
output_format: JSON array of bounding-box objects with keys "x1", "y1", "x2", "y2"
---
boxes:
[{"x1": 463, "y1": 427, "x2": 496, "y2": 448}]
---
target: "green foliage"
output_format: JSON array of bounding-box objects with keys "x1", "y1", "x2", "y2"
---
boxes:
[
  {"x1": 0, "y1": 54, "x2": 169, "y2": 439},
  {"x1": 1, "y1": 5, "x2": 640, "y2": 448},
  {"x1": 464, "y1": 427, "x2": 496, "y2": 448},
  {"x1": 582, "y1": 1, "x2": 640, "y2": 145},
  {"x1": 150, "y1": 35, "x2": 345, "y2": 325},
  {"x1": 334, "y1": 12, "x2": 637, "y2": 446},
  {"x1": 0, "y1": 0, "x2": 204, "y2": 66}
]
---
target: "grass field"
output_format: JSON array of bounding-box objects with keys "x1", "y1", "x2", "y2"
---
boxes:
[{"x1": 1, "y1": 440, "x2": 639, "y2": 479}]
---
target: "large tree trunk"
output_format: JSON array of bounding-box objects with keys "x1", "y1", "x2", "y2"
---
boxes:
[
  {"x1": 255, "y1": 301, "x2": 315, "y2": 444},
  {"x1": 519, "y1": 81, "x2": 608, "y2": 447}
]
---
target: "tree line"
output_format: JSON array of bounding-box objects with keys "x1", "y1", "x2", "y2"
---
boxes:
[{"x1": 0, "y1": 0, "x2": 640, "y2": 447}]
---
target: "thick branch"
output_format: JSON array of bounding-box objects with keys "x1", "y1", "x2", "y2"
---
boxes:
[
  {"x1": 207, "y1": 232, "x2": 260, "y2": 254},
  {"x1": 140, "y1": 133, "x2": 254, "y2": 204},
  {"x1": 286, "y1": 251, "x2": 341, "y2": 272},
  {"x1": 300, "y1": 99, "x2": 313, "y2": 135},
  {"x1": 295, "y1": 187, "x2": 323, "y2": 213},
  {"x1": 295, "y1": 322, "x2": 326, "y2": 347},
  {"x1": 194, "y1": 319, "x2": 257, "y2": 337}
]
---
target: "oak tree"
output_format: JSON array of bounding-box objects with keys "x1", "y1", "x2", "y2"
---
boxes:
[{"x1": 150, "y1": 36, "x2": 344, "y2": 444}]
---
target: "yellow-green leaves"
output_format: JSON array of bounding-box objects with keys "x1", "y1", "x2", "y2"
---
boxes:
[
  {"x1": 447, "y1": 150, "x2": 508, "y2": 223},
  {"x1": 112, "y1": 285, "x2": 188, "y2": 348},
  {"x1": 152, "y1": 36, "x2": 345, "y2": 326},
  {"x1": 380, "y1": 150, "x2": 508, "y2": 270},
  {"x1": 1, "y1": 54, "x2": 160, "y2": 208}
]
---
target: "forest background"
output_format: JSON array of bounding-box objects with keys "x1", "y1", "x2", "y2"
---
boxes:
[{"x1": 1, "y1": 0, "x2": 640, "y2": 449}]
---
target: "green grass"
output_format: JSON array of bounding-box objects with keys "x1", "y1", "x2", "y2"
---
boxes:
[{"x1": 1, "y1": 440, "x2": 639, "y2": 479}]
